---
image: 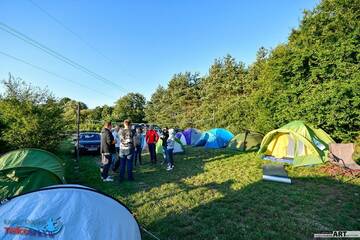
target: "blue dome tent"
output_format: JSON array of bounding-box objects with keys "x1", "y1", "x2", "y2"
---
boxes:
[{"x1": 194, "y1": 128, "x2": 234, "y2": 148}]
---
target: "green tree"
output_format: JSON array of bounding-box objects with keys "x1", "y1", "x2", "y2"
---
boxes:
[
  {"x1": 0, "y1": 75, "x2": 65, "y2": 151},
  {"x1": 113, "y1": 93, "x2": 146, "y2": 123}
]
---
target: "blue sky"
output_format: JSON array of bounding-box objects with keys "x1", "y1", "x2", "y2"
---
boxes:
[{"x1": 0, "y1": 0, "x2": 318, "y2": 108}]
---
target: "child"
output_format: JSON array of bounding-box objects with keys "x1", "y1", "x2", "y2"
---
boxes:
[{"x1": 166, "y1": 129, "x2": 175, "y2": 171}]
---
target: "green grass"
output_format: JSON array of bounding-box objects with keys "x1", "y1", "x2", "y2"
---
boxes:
[{"x1": 58, "y1": 141, "x2": 360, "y2": 240}]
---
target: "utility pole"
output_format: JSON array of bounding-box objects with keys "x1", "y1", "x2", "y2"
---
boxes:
[{"x1": 76, "y1": 102, "x2": 80, "y2": 169}]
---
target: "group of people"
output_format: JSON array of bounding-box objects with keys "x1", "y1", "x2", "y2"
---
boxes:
[{"x1": 99, "y1": 119, "x2": 176, "y2": 182}]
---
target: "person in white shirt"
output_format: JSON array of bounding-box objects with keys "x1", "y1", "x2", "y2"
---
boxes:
[{"x1": 111, "y1": 125, "x2": 120, "y2": 171}]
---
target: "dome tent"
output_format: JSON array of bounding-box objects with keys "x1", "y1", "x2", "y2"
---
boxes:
[
  {"x1": 175, "y1": 132, "x2": 187, "y2": 145},
  {"x1": 182, "y1": 128, "x2": 202, "y2": 145},
  {"x1": 258, "y1": 121, "x2": 335, "y2": 167},
  {"x1": 156, "y1": 138, "x2": 184, "y2": 154},
  {"x1": 0, "y1": 184, "x2": 141, "y2": 239},
  {"x1": 195, "y1": 128, "x2": 234, "y2": 149},
  {"x1": 228, "y1": 131, "x2": 263, "y2": 152},
  {"x1": 0, "y1": 148, "x2": 65, "y2": 200}
]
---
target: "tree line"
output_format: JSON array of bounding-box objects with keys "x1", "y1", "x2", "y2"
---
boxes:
[
  {"x1": 145, "y1": 0, "x2": 360, "y2": 143},
  {"x1": 0, "y1": 0, "x2": 359, "y2": 154}
]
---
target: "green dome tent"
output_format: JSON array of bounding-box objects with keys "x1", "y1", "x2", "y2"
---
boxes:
[
  {"x1": 258, "y1": 121, "x2": 335, "y2": 167},
  {"x1": 0, "y1": 148, "x2": 65, "y2": 200},
  {"x1": 228, "y1": 131, "x2": 263, "y2": 152}
]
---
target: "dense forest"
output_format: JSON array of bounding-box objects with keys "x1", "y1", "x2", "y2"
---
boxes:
[{"x1": 0, "y1": 0, "x2": 359, "y2": 153}]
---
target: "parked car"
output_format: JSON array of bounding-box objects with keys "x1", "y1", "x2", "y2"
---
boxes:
[{"x1": 74, "y1": 132, "x2": 101, "y2": 155}]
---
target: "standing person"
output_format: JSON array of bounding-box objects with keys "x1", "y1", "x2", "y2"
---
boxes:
[
  {"x1": 166, "y1": 128, "x2": 175, "y2": 171},
  {"x1": 119, "y1": 119, "x2": 135, "y2": 181},
  {"x1": 112, "y1": 125, "x2": 121, "y2": 172},
  {"x1": 133, "y1": 127, "x2": 144, "y2": 166},
  {"x1": 146, "y1": 125, "x2": 159, "y2": 164},
  {"x1": 160, "y1": 127, "x2": 169, "y2": 165},
  {"x1": 100, "y1": 121, "x2": 115, "y2": 182}
]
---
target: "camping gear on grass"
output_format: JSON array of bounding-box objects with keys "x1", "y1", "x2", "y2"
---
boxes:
[
  {"x1": 194, "y1": 128, "x2": 234, "y2": 149},
  {"x1": 156, "y1": 138, "x2": 184, "y2": 154},
  {"x1": 329, "y1": 143, "x2": 360, "y2": 172},
  {"x1": 0, "y1": 184, "x2": 141, "y2": 239},
  {"x1": 0, "y1": 148, "x2": 65, "y2": 200},
  {"x1": 258, "y1": 121, "x2": 334, "y2": 167},
  {"x1": 262, "y1": 164, "x2": 291, "y2": 184},
  {"x1": 228, "y1": 131, "x2": 263, "y2": 152},
  {"x1": 183, "y1": 128, "x2": 202, "y2": 145}
]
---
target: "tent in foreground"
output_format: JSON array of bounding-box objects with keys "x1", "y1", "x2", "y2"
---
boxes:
[
  {"x1": 258, "y1": 121, "x2": 335, "y2": 167},
  {"x1": 0, "y1": 184, "x2": 141, "y2": 239},
  {"x1": 0, "y1": 148, "x2": 65, "y2": 200},
  {"x1": 195, "y1": 128, "x2": 234, "y2": 149},
  {"x1": 182, "y1": 128, "x2": 202, "y2": 145},
  {"x1": 156, "y1": 138, "x2": 184, "y2": 154},
  {"x1": 228, "y1": 131, "x2": 263, "y2": 152}
]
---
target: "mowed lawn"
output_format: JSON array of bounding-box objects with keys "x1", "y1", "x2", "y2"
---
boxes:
[{"x1": 59, "y1": 142, "x2": 360, "y2": 240}]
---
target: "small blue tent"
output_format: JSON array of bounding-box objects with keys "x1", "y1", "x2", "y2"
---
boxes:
[{"x1": 194, "y1": 128, "x2": 234, "y2": 148}]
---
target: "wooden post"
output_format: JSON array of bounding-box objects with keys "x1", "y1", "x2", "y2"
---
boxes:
[{"x1": 76, "y1": 102, "x2": 80, "y2": 169}]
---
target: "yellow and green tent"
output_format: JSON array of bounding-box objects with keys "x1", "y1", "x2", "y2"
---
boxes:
[{"x1": 258, "y1": 121, "x2": 334, "y2": 167}]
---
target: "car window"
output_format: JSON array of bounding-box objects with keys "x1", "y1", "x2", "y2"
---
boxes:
[{"x1": 80, "y1": 134, "x2": 100, "y2": 141}]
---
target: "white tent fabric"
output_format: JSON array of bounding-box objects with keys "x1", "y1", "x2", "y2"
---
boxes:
[
  {"x1": 0, "y1": 185, "x2": 141, "y2": 240},
  {"x1": 173, "y1": 139, "x2": 184, "y2": 154}
]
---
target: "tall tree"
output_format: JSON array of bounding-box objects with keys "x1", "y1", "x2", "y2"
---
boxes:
[{"x1": 113, "y1": 93, "x2": 146, "y2": 123}]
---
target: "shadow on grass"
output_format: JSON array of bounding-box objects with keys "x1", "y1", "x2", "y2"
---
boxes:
[
  {"x1": 60, "y1": 142, "x2": 241, "y2": 198},
  {"x1": 145, "y1": 176, "x2": 360, "y2": 240}
]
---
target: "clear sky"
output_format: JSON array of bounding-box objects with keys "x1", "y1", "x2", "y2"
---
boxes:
[{"x1": 0, "y1": 0, "x2": 318, "y2": 108}]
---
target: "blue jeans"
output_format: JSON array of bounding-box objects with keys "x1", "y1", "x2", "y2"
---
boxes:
[
  {"x1": 166, "y1": 148, "x2": 174, "y2": 166},
  {"x1": 148, "y1": 143, "x2": 157, "y2": 163},
  {"x1": 101, "y1": 154, "x2": 112, "y2": 179},
  {"x1": 119, "y1": 149, "x2": 134, "y2": 180},
  {"x1": 162, "y1": 146, "x2": 167, "y2": 162},
  {"x1": 134, "y1": 145, "x2": 142, "y2": 165}
]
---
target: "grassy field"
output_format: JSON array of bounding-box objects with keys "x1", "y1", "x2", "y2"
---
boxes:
[{"x1": 58, "y1": 142, "x2": 360, "y2": 240}]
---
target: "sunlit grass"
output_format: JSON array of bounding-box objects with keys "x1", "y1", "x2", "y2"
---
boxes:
[{"x1": 58, "y1": 141, "x2": 360, "y2": 240}]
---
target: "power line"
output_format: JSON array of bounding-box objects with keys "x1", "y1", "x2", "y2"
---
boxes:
[
  {"x1": 0, "y1": 50, "x2": 114, "y2": 98},
  {"x1": 0, "y1": 21, "x2": 128, "y2": 92},
  {"x1": 28, "y1": 0, "x2": 139, "y2": 81}
]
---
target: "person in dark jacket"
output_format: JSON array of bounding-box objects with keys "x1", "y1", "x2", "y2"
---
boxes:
[
  {"x1": 119, "y1": 119, "x2": 135, "y2": 181},
  {"x1": 133, "y1": 127, "x2": 144, "y2": 166},
  {"x1": 160, "y1": 127, "x2": 169, "y2": 165},
  {"x1": 100, "y1": 121, "x2": 115, "y2": 182}
]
